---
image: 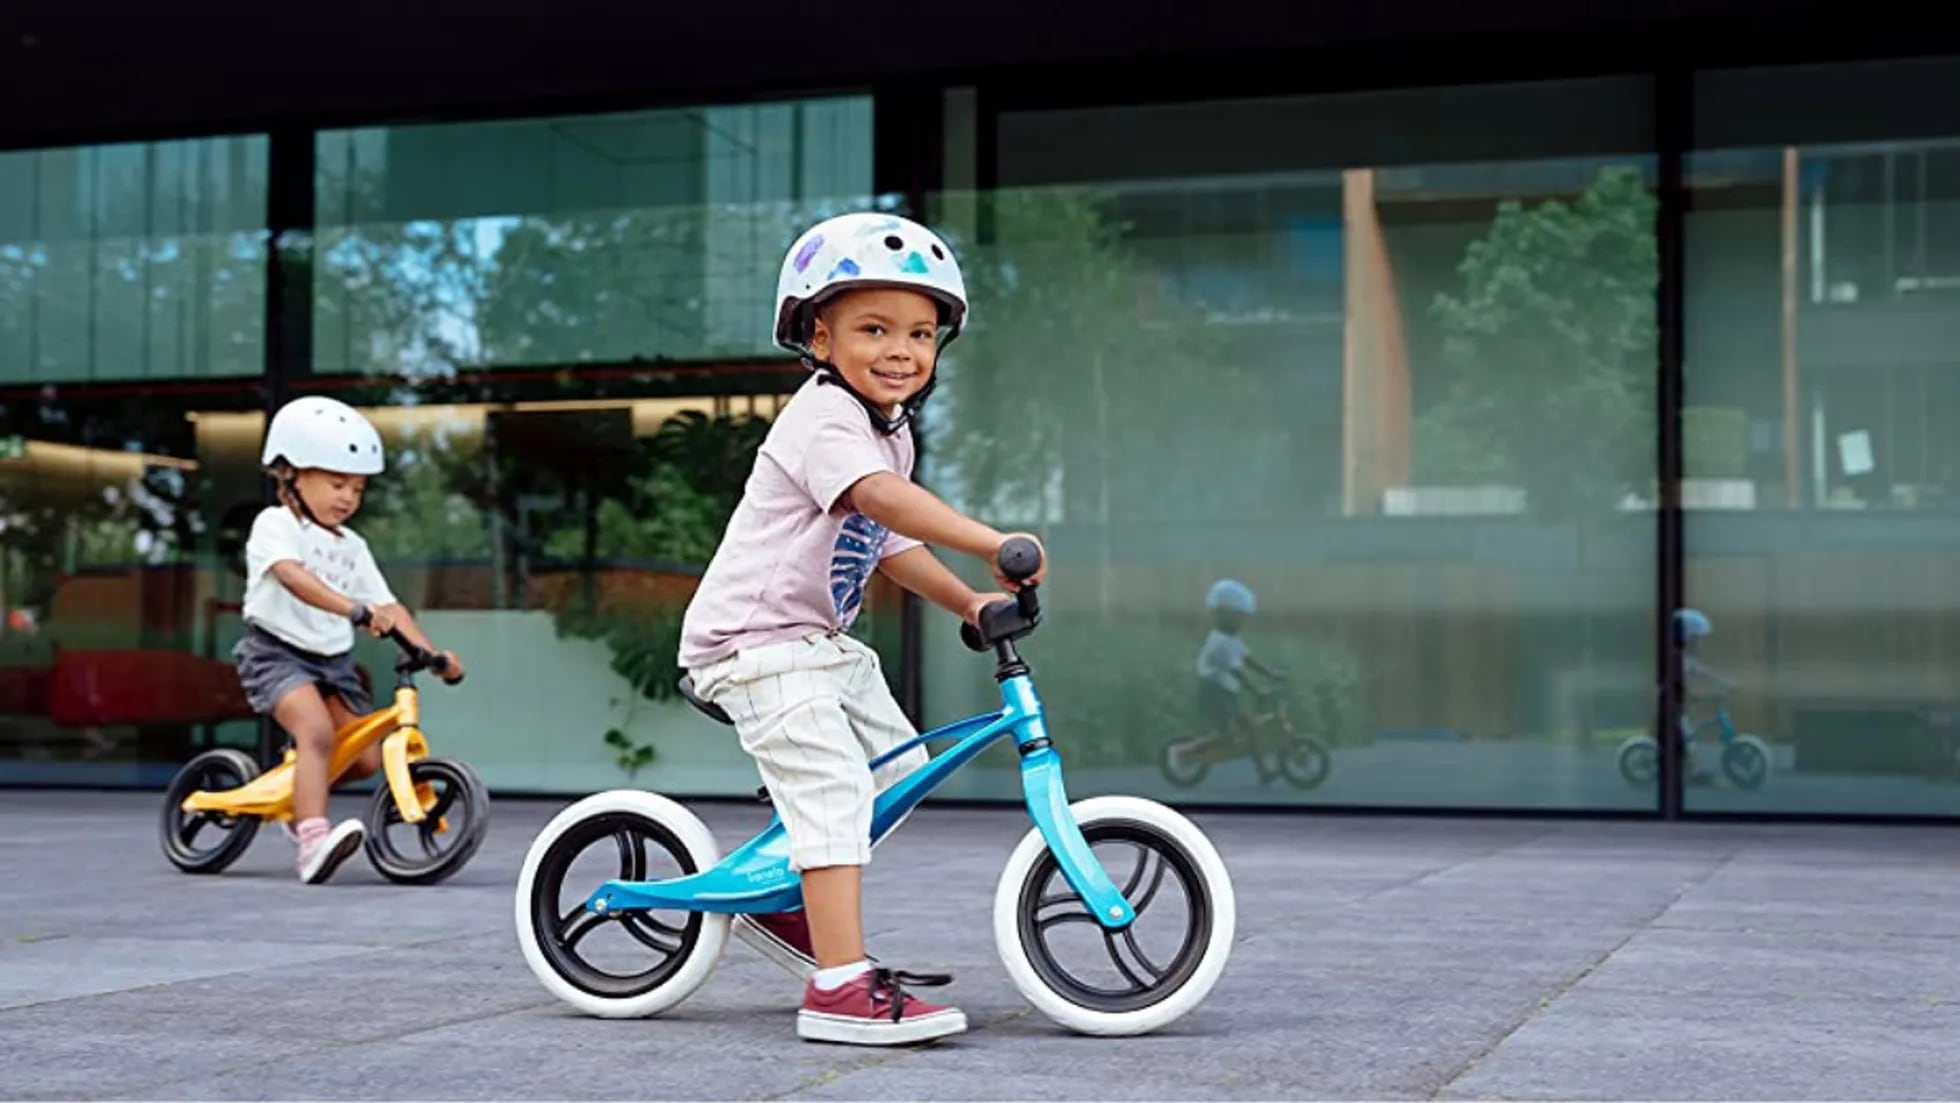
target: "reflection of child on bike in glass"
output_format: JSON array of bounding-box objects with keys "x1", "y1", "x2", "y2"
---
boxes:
[
  {"x1": 1616, "y1": 607, "x2": 1771, "y2": 790},
  {"x1": 1159, "y1": 579, "x2": 1330, "y2": 790},
  {"x1": 238, "y1": 398, "x2": 466, "y2": 882},
  {"x1": 1196, "y1": 580, "x2": 1282, "y2": 749}
]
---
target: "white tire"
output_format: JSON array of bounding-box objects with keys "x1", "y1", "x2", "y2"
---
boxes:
[
  {"x1": 1724, "y1": 733, "x2": 1773, "y2": 789},
  {"x1": 514, "y1": 789, "x2": 731, "y2": 1018},
  {"x1": 993, "y1": 795, "x2": 1235, "y2": 1036},
  {"x1": 1617, "y1": 734, "x2": 1660, "y2": 786}
]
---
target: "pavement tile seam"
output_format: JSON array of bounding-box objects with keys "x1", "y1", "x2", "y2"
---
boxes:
[
  {"x1": 100, "y1": 994, "x2": 570, "y2": 1101},
  {"x1": 1424, "y1": 843, "x2": 1743, "y2": 1100}
]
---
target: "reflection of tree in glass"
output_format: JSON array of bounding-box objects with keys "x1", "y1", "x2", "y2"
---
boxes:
[
  {"x1": 1415, "y1": 166, "x2": 1659, "y2": 515},
  {"x1": 930, "y1": 190, "x2": 1256, "y2": 530},
  {"x1": 543, "y1": 409, "x2": 770, "y2": 709}
]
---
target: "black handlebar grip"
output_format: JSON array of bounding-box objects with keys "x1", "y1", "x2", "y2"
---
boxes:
[
  {"x1": 960, "y1": 621, "x2": 988, "y2": 653},
  {"x1": 998, "y1": 537, "x2": 1043, "y2": 583}
]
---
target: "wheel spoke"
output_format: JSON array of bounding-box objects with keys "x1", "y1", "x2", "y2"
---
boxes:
[
  {"x1": 1036, "y1": 909, "x2": 1099, "y2": 934},
  {"x1": 177, "y1": 815, "x2": 207, "y2": 847},
  {"x1": 1126, "y1": 849, "x2": 1171, "y2": 916},
  {"x1": 1102, "y1": 931, "x2": 1153, "y2": 993},
  {"x1": 620, "y1": 914, "x2": 683, "y2": 955},
  {"x1": 613, "y1": 830, "x2": 646, "y2": 879},
  {"x1": 559, "y1": 908, "x2": 608, "y2": 950},
  {"x1": 426, "y1": 784, "x2": 459, "y2": 822},
  {"x1": 418, "y1": 824, "x2": 442, "y2": 857},
  {"x1": 1121, "y1": 927, "x2": 1169, "y2": 979}
]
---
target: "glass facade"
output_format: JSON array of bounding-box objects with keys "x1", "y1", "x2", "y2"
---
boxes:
[
  {"x1": 1, "y1": 58, "x2": 1955, "y2": 819},
  {"x1": 0, "y1": 135, "x2": 270, "y2": 785},
  {"x1": 924, "y1": 78, "x2": 1661, "y2": 807},
  {"x1": 1682, "y1": 57, "x2": 1960, "y2": 815}
]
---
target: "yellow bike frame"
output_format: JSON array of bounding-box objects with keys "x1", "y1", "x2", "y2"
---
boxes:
[{"x1": 178, "y1": 686, "x2": 445, "y2": 828}]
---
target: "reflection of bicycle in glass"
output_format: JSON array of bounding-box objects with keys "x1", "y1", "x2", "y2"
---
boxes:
[
  {"x1": 1158, "y1": 688, "x2": 1331, "y2": 790},
  {"x1": 1617, "y1": 695, "x2": 1771, "y2": 790}
]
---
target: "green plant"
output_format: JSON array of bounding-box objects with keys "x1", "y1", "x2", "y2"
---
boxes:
[{"x1": 603, "y1": 727, "x2": 658, "y2": 779}]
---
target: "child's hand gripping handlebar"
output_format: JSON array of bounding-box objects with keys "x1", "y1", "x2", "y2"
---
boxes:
[
  {"x1": 961, "y1": 537, "x2": 1044, "y2": 652},
  {"x1": 350, "y1": 604, "x2": 464, "y2": 684}
]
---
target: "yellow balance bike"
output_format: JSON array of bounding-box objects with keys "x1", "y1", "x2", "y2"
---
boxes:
[{"x1": 159, "y1": 625, "x2": 487, "y2": 884}]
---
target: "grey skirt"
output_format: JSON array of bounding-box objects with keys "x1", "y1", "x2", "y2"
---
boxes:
[{"x1": 233, "y1": 625, "x2": 373, "y2": 716}]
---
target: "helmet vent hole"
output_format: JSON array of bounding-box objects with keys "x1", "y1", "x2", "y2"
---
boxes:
[
  {"x1": 930, "y1": 244, "x2": 945, "y2": 260},
  {"x1": 883, "y1": 235, "x2": 904, "y2": 251}
]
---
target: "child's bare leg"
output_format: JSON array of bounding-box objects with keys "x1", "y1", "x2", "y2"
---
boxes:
[
  {"x1": 800, "y1": 864, "x2": 866, "y2": 968},
  {"x1": 276, "y1": 684, "x2": 338, "y2": 822},
  {"x1": 325, "y1": 694, "x2": 381, "y2": 781}
]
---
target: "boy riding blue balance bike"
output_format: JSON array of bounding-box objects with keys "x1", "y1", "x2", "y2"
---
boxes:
[
  {"x1": 514, "y1": 537, "x2": 1237, "y2": 1037},
  {"x1": 516, "y1": 213, "x2": 1233, "y2": 1040}
]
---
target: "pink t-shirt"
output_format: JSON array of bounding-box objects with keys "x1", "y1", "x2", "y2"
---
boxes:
[{"x1": 678, "y1": 375, "x2": 922, "y2": 670}]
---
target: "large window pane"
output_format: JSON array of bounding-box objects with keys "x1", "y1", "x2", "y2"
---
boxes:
[
  {"x1": 314, "y1": 99, "x2": 872, "y2": 375},
  {"x1": 0, "y1": 135, "x2": 269, "y2": 785},
  {"x1": 922, "y1": 77, "x2": 1659, "y2": 809},
  {"x1": 0, "y1": 383, "x2": 270, "y2": 785},
  {"x1": 306, "y1": 97, "x2": 887, "y2": 796},
  {"x1": 1685, "y1": 57, "x2": 1960, "y2": 814},
  {"x1": 0, "y1": 136, "x2": 268, "y2": 382}
]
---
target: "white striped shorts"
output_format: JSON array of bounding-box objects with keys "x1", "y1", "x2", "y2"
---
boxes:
[{"x1": 689, "y1": 631, "x2": 927, "y2": 871}]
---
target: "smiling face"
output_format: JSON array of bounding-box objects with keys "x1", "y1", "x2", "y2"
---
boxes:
[{"x1": 808, "y1": 287, "x2": 943, "y2": 409}]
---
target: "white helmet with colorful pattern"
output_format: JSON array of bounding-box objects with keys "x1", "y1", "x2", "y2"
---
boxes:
[{"x1": 773, "y1": 212, "x2": 969, "y2": 355}]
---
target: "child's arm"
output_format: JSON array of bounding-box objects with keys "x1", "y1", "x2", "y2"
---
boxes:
[
  {"x1": 847, "y1": 472, "x2": 1047, "y2": 590},
  {"x1": 346, "y1": 541, "x2": 464, "y2": 680},
  {"x1": 878, "y1": 546, "x2": 1007, "y2": 625},
  {"x1": 269, "y1": 560, "x2": 393, "y2": 632},
  {"x1": 1244, "y1": 653, "x2": 1286, "y2": 682},
  {"x1": 373, "y1": 603, "x2": 466, "y2": 681}
]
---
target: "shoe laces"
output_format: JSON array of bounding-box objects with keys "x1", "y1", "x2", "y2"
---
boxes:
[{"x1": 868, "y1": 968, "x2": 952, "y2": 1023}]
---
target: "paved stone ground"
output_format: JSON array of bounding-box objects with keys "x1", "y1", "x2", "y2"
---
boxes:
[{"x1": 3, "y1": 790, "x2": 1958, "y2": 1100}]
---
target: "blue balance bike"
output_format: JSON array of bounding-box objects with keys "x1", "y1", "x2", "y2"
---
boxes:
[
  {"x1": 1617, "y1": 695, "x2": 1771, "y2": 790},
  {"x1": 514, "y1": 539, "x2": 1236, "y2": 1036}
]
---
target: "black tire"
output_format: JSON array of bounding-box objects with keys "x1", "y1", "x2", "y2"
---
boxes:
[
  {"x1": 363, "y1": 758, "x2": 489, "y2": 885},
  {"x1": 1157, "y1": 740, "x2": 1209, "y2": 788},
  {"x1": 159, "y1": 748, "x2": 262, "y2": 874},
  {"x1": 1278, "y1": 735, "x2": 1332, "y2": 790}
]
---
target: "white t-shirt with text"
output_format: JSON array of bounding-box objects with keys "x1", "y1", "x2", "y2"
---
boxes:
[{"x1": 242, "y1": 506, "x2": 397, "y2": 655}]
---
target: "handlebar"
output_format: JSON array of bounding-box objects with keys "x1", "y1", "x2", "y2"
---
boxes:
[
  {"x1": 961, "y1": 537, "x2": 1045, "y2": 654},
  {"x1": 350, "y1": 605, "x2": 463, "y2": 684}
]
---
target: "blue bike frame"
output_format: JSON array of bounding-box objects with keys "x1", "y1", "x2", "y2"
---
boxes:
[{"x1": 583, "y1": 673, "x2": 1138, "y2": 930}]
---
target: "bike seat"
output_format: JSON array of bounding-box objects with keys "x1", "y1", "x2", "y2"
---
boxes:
[{"x1": 677, "y1": 674, "x2": 734, "y2": 726}]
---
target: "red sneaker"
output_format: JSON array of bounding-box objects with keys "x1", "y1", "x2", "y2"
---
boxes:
[
  {"x1": 797, "y1": 968, "x2": 967, "y2": 1046},
  {"x1": 734, "y1": 911, "x2": 816, "y2": 978}
]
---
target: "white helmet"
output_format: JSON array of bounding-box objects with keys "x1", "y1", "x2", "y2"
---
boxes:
[
  {"x1": 774, "y1": 212, "x2": 968, "y2": 354},
  {"x1": 1206, "y1": 579, "x2": 1257, "y2": 615},
  {"x1": 261, "y1": 396, "x2": 384, "y2": 475}
]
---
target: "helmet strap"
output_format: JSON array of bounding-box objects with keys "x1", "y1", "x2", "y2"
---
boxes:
[
  {"x1": 804, "y1": 356, "x2": 934, "y2": 436},
  {"x1": 276, "y1": 468, "x2": 334, "y2": 531}
]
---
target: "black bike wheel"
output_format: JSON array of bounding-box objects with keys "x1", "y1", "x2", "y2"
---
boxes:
[
  {"x1": 159, "y1": 749, "x2": 262, "y2": 874},
  {"x1": 1279, "y1": 736, "x2": 1332, "y2": 790},
  {"x1": 363, "y1": 758, "x2": 489, "y2": 885},
  {"x1": 1014, "y1": 820, "x2": 1212, "y2": 1016},
  {"x1": 1156, "y1": 740, "x2": 1209, "y2": 788},
  {"x1": 1722, "y1": 740, "x2": 1769, "y2": 790},
  {"x1": 525, "y1": 809, "x2": 707, "y2": 1003}
]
